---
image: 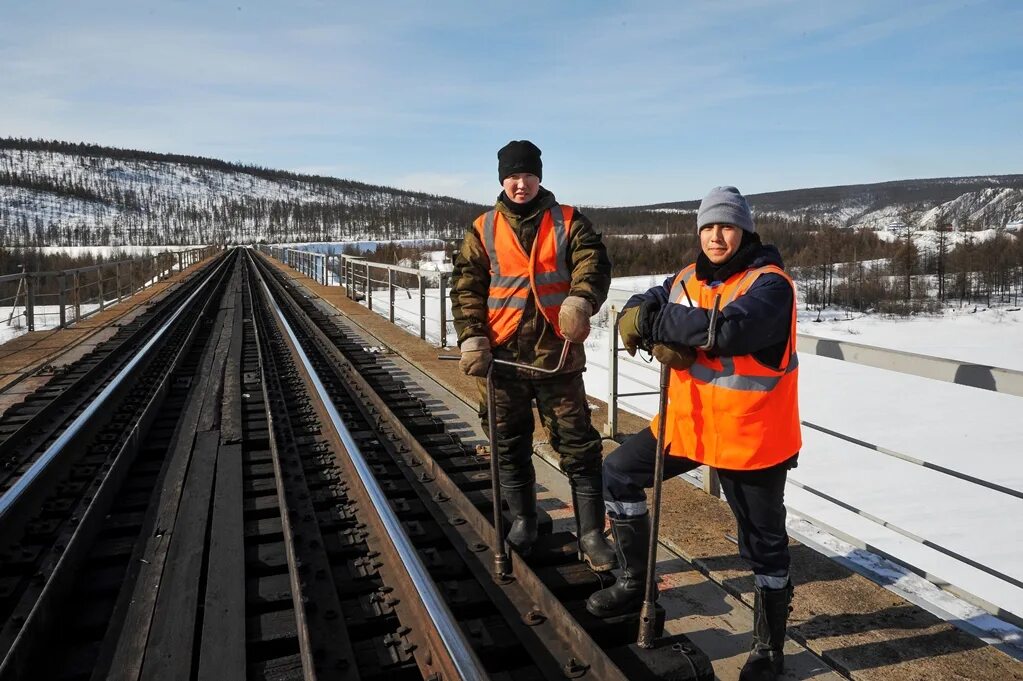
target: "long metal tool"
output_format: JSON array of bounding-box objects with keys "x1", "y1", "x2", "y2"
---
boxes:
[
  {"x1": 637, "y1": 292, "x2": 721, "y2": 647},
  {"x1": 636, "y1": 360, "x2": 671, "y2": 648},
  {"x1": 483, "y1": 361, "x2": 511, "y2": 581},
  {"x1": 442, "y1": 339, "x2": 572, "y2": 580}
]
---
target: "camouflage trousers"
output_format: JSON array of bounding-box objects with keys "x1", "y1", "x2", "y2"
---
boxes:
[{"x1": 477, "y1": 370, "x2": 603, "y2": 488}]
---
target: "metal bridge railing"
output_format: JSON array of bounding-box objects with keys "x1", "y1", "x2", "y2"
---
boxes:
[
  {"x1": 602, "y1": 304, "x2": 1023, "y2": 626},
  {"x1": 257, "y1": 246, "x2": 452, "y2": 348},
  {"x1": 1, "y1": 246, "x2": 219, "y2": 334}
]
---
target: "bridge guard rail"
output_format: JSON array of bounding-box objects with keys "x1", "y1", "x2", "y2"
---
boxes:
[{"x1": 1, "y1": 246, "x2": 220, "y2": 333}]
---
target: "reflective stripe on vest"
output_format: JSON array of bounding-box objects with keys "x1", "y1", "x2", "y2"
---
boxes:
[
  {"x1": 474, "y1": 205, "x2": 573, "y2": 346},
  {"x1": 650, "y1": 263, "x2": 802, "y2": 470}
]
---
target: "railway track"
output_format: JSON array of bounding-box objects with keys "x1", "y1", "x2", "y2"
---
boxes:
[{"x1": 0, "y1": 248, "x2": 707, "y2": 680}]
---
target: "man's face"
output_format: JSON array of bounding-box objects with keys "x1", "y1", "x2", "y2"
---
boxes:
[
  {"x1": 700, "y1": 224, "x2": 743, "y2": 265},
  {"x1": 502, "y1": 173, "x2": 540, "y2": 204}
]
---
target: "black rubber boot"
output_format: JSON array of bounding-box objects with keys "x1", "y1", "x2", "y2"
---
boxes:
[
  {"x1": 739, "y1": 581, "x2": 793, "y2": 681},
  {"x1": 570, "y1": 476, "x2": 617, "y2": 572},
  {"x1": 501, "y1": 482, "x2": 538, "y2": 556},
  {"x1": 585, "y1": 513, "x2": 650, "y2": 617}
]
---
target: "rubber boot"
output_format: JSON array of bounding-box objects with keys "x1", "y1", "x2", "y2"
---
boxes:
[
  {"x1": 501, "y1": 482, "x2": 538, "y2": 556},
  {"x1": 739, "y1": 581, "x2": 794, "y2": 681},
  {"x1": 585, "y1": 513, "x2": 650, "y2": 617},
  {"x1": 571, "y1": 477, "x2": 617, "y2": 572}
]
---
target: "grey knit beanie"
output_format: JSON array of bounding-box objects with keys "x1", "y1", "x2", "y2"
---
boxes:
[{"x1": 696, "y1": 186, "x2": 755, "y2": 233}]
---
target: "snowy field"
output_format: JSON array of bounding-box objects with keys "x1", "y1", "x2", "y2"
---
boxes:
[
  {"x1": 345, "y1": 270, "x2": 1023, "y2": 654},
  {"x1": 0, "y1": 303, "x2": 105, "y2": 344}
]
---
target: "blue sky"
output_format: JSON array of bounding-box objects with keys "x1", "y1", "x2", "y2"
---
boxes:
[{"x1": 2, "y1": 0, "x2": 1020, "y2": 206}]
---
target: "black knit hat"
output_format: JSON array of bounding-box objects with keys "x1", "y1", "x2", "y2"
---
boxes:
[{"x1": 497, "y1": 140, "x2": 542, "y2": 183}]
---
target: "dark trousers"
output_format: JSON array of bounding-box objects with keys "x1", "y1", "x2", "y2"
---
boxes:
[
  {"x1": 477, "y1": 371, "x2": 603, "y2": 488},
  {"x1": 603, "y1": 428, "x2": 791, "y2": 579}
]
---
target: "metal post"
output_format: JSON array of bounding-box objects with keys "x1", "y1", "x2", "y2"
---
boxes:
[
  {"x1": 73, "y1": 271, "x2": 81, "y2": 321},
  {"x1": 439, "y1": 272, "x2": 448, "y2": 348},
  {"x1": 178, "y1": 251, "x2": 184, "y2": 273},
  {"x1": 116, "y1": 263, "x2": 123, "y2": 302},
  {"x1": 25, "y1": 273, "x2": 35, "y2": 332},
  {"x1": 365, "y1": 262, "x2": 373, "y2": 311},
  {"x1": 98, "y1": 267, "x2": 105, "y2": 311},
  {"x1": 419, "y1": 274, "x2": 427, "y2": 340},
  {"x1": 606, "y1": 306, "x2": 620, "y2": 437},
  {"x1": 388, "y1": 268, "x2": 395, "y2": 323},
  {"x1": 58, "y1": 272, "x2": 67, "y2": 328}
]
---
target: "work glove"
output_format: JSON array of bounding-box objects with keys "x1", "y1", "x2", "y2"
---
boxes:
[
  {"x1": 559, "y1": 296, "x2": 592, "y2": 343},
  {"x1": 652, "y1": 343, "x2": 696, "y2": 371},
  {"x1": 618, "y1": 306, "x2": 643, "y2": 356},
  {"x1": 459, "y1": 336, "x2": 492, "y2": 377}
]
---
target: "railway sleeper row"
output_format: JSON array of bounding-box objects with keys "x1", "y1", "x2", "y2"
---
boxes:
[{"x1": 250, "y1": 251, "x2": 700, "y2": 679}]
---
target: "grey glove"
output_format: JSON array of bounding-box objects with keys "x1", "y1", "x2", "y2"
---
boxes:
[
  {"x1": 459, "y1": 336, "x2": 492, "y2": 377},
  {"x1": 652, "y1": 343, "x2": 697, "y2": 371},
  {"x1": 559, "y1": 296, "x2": 592, "y2": 343}
]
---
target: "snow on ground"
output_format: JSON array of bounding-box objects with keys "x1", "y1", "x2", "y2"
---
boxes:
[
  {"x1": 799, "y1": 307, "x2": 1023, "y2": 372},
  {"x1": 0, "y1": 303, "x2": 105, "y2": 344}
]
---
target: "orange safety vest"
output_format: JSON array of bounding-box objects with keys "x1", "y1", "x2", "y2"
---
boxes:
[
  {"x1": 474, "y1": 205, "x2": 574, "y2": 346},
  {"x1": 650, "y1": 263, "x2": 801, "y2": 470}
]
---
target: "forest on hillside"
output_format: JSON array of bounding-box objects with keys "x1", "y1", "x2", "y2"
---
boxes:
[
  {"x1": 604, "y1": 218, "x2": 1023, "y2": 313},
  {"x1": 4, "y1": 137, "x2": 1022, "y2": 315},
  {"x1": 2, "y1": 139, "x2": 718, "y2": 246}
]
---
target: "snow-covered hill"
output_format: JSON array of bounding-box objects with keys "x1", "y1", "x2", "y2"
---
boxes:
[
  {"x1": 3, "y1": 138, "x2": 1020, "y2": 247},
  {"x1": 0, "y1": 139, "x2": 484, "y2": 246},
  {"x1": 647, "y1": 176, "x2": 1023, "y2": 235}
]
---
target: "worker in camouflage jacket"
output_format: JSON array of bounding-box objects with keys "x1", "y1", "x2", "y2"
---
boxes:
[{"x1": 450, "y1": 140, "x2": 615, "y2": 572}]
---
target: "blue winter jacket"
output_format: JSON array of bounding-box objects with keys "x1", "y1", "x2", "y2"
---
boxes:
[{"x1": 623, "y1": 245, "x2": 794, "y2": 369}]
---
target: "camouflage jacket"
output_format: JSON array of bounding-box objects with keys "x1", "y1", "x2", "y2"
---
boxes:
[{"x1": 450, "y1": 188, "x2": 611, "y2": 375}]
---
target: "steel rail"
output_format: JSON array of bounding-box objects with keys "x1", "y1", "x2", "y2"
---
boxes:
[
  {"x1": 253, "y1": 260, "x2": 490, "y2": 681},
  {"x1": 0, "y1": 259, "x2": 223, "y2": 525}
]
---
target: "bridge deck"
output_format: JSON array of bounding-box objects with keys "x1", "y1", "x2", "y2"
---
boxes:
[{"x1": 1, "y1": 253, "x2": 1020, "y2": 680}]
